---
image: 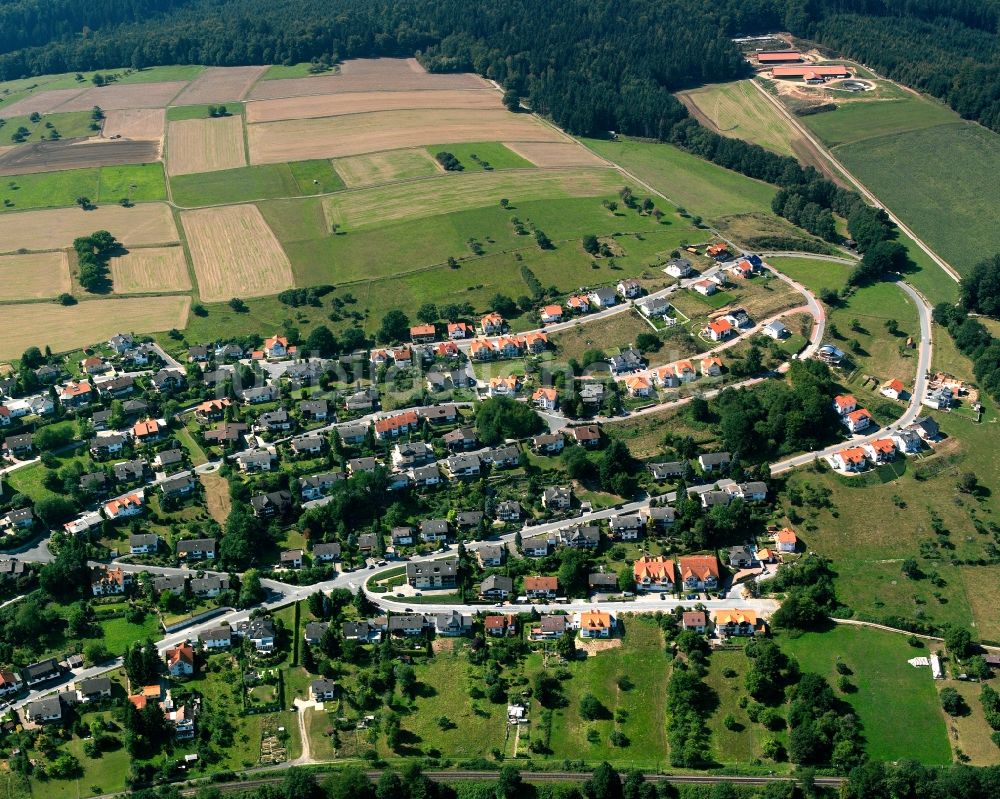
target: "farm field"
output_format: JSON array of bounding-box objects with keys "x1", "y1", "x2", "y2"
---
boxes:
[
  {"x1": 247, "y1": 108, "x2": 563, "y2": 164},
  {"x1": 323, "y1": 167, "x2": 622, "y2": 229},
  {"x1": 424, "y1": 141, "x2": 534, "y2": 172},
  {"x1": 834, "y1": 122, "x2": 1000, "y2": 274},
  {"x1": 0, "y1": 201, "x2": 177, "y2": 250},
  {"x1": 0, "y1": 252, "x2": 70, "y2": 300},
  {"x1": 505, "y1": 140, "x2": 609, "y2": 167},
  {"x1": 181, "y1": 204, "x2": 294, "y2": 301},
  {"x1": 101, "y1": 108, "x2": 166, "y2": 140},
  {"x1": 0, "y1": 87, "x2": 88, "y2": 116},
  {"x1": 169, "y1": 160, "x2": 343, "y2": 206},
  {"x1": 245, "y1": 88, "x2": 501, "y2": 123},
  {"x1": 171, "y1": 65, "x2": 268, "y2": 105},
  {"x1": 333, "y1": 148, "x2": 441, "y2": 187},
  {"x1": 247, "y1": 57, "x2": 488, "y2": 100},
  {"x1": 166, "y1": 115, "x2": 247, "y2": 175},
  {"x1": 679, "y1": 79, "x2": 801, "y2": 157},
  {"x1": 0, "y1": 296, "x2": 190, "y2": 358},
  {"x1": 109, "y1": 246, "x2": 192, "y2": 293},
  {"x1": 0, "y1": 110, "x2": 96, "y2": 145},
  {"x1": 584, "y1": 136, "x2": 777, "y2": 220},
  {"x1": 0, "y1": 163, "x2": 165, "y2": 212},
  {"x1": 802, "y1": 96, "x2": 958, "y2": 148},
  {"x1": 0, "y1": 139, "x2": 160, "y2": 177},
  {"x1": 55, "y1": 81, "x2": 188, "y2": 112},
  {"x1": 780, "y1": 626, "x2": 952, "y2": 764}
]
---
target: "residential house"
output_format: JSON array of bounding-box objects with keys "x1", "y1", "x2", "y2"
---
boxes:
[
  {"x1": 98, "y1": 374, "x2": 135, "y2": 398},
  {"x1": 488, "y1": 374, "x2": 521, "y2": 397},
  {"x1": 374, "y1": 410, "x2": 419, "y2": 439},
  {"x1": 113, "y1": 459, "x2": 146, "y2": 483},
  {"x1": 406, "y1": 558, "x2": 458, "y2": 589},
  {"x1": 713, "y1": 610, "x2": 764, "y2": 638},
  {"x1": 578, "y1": 610, "x2": 614, "y2": 638},
  {"x1": 923, "y1": 386, "x2": 953, "y2": 410},
  {"x1": 480, "y1": 575, "x2": 513, "y2": 599},
  {"x1": 633, "y1": 556, "x2": 676, "y2": 592},
  {"x1": 109, "y1": 333, "x2": 134, "y2": 354},
  {"x1": 443, "y1": 427, "x2": 477, "y2": 451},
  {"x1": 572, "y1": 424, "x2": 601, "y2": 447},
  {"x1": 525, "y1": 575, "x2": 559, "y2": 599},
  {"x1": 420, "y1": 519, "x2": 450, "y2": 543},
  {"x1": 483, "y1": 445, "x2": 519, "y2": 469},
  {"x1": 176, "y1": 538, "x2": 217, "y2": 560},
  {"x1": 704, "y1": 318, "x2": 734, "y2": 342},
  {"x1": 25, "y1": 695, "x2": 64, "y2": 723},
  {"x1": 312, "y1": 542, "x2": 342, "y2": 562},
  {"x1": 263, "y1": 334, "x2": 294, "y2": 359},
  {"x1": 299, "y1": 398, "x2": 329, "y2": 421},
  {"x1": 844, "y1": 408, "x2": 873, "y2": 433},
  {"x1": 81, "y1": 355, "x2": 110, "y2": 375},
  {"x1": 161, "y1": 474, "x2": 195, "y2": 498},
  {"x1": 833, "y1": 447, "x2": 867, "y2": 472},
  {"x1": 199, "y1": 627, "x2": 233, "y2": 650},
  {"x1": 410, "y1": 323, "x2": 437, "y2": 343},
  {"x1": 150, "y1": 369, "x2": 184, "y2": 394},
  {"x1": 342, "y1": 620, "x2": 384, "y2": 643},
  {"x1": 532, "y1": 387, "x2": 558, "y2": 410},
  {"x1": 700, "y1": 490, "x2": 732, "y2": 509},
  {"x1": 418, "y1": 404, "x2": 458, "y2": 425},
  {"x1": 589, "y1": 573, "x2": 619, "y2": 592},
  {"x1": 864, "y1": 438, "x2": 897, "y2": 464},
  {"x1": 337, "y1": 423, "x2": 368, "y2": 445},
  {"x1": 725, "y1": 481, "x2": 767, "y2": 501},
  {"x1": 129, "y1": 533, "x2": 160, "y2": 555},
  {"x1": 435, "y1": 610, "x2": 472, "y2": 637},
  {"x1": 166, "y1": 644, "x2": 196, "y2": 677},
  {"x1": 608, "y1": 348, "x2": 643, "y2": 374},
  {"x1": 485, "y1": 614, "x2": 517, "y2": 637},
  {"x1": 392, "y1": 441, "x2": 434, "y2": 469},
  {"x1": 23, "y1": 658, "x2": 61, "y2": 686},
  {"x1": 76, "y1": 676, "x2": 112, "y2": 702},
  {"x1": 104, "y1": 493, "x2": 144, "y2": 521},
  {"x1": 303, "y1": 622, "x2": 330, "y2": 645},
  {"x1": 775, "y1": 528, "x2": 798, "y2": 553},
  {"x1": 480, "y1": 312, "x2": 506, "y2": 335},
  {"x1": 391, "y1": 527, "x2": 415, "y2": 547},
  {"x1": 59, "y1": 381, "x2": 93, "y2": 407},
  {"x1": 188, "y1": 345, "x2": 209, "y2": 362},
  {"x1": 190, "y1": 576, "x2": 229, "y2": 597},
  {"x1": 477, "y1": 544, "x2": 506, "y2": 569},
  {"x1": 204, "y1": 422, "x2": 248, "y2": 446},
  {"x1": 650, "y1": 461, "x2": 686, "y2": 481},
  {"x1": 698, "y1": 451, "x2": 731, "y2": 472},
  {"x1": 251, "y1": 490, "x2": 293, "y2": 519},
  {"x1": 728, "y1": 546, "x2": 754, "y2": 569},
  {"x1": 833, "y1": 395, "x2": 857, "y2": 416},
  {"x1": 701, "y1": 356, "x2": 723, "y2": 377},
  {"x1": 3, "y1": 433, "x2": 33, "y2": 457},
  {"x1": 291, "y1": 434, "x2": 325, "y2": 457},
  {"x1": 678, "y1": 555, "x2": 720, "y2": 592},
  {"x1": 530, "y1": 615, "x2": 567, "y2": 640},
  {"x1": 692, "y1": 279, "x2": 717, "y2": 296},
  {"x1": 446, "y1": 452, "x2": 481, "y2": 478},
  {"x1": 910, "y1": 416, "x2": 940, "y2": 441},
  {"x1": 522, "y1": 535, "x2": 552, "y2": 557},
  {"x1": 562, "y1": 525, "x2": 600, "y2": 549},
  {"x1": 240, "y1": 385, "x2": 278, "y2": 405},
  {"x1": 609, "y1": 514, "x2": 643, "y2": 540},
  {"x1": 624, "y1": 374, "x2": 652, "y2": 397},
  {"x1": 447, "y1": 322, "x2": 473, "y2": 339},
  {"x1": 588, "y1": 286, "x2": 617, "y2": 308},
  {"x1": 410, "y1": 462, "x2": 442, "y2": 486},
  {"x1": 2, "y1": 507, "x2": 34, "y2": 531},
  {"x1": 542, "y1": 486, "x2": 573, "y2": 509},
  {"x1": 245, "y1": 618, "x2": 276, "y2": 652},
  {"x1": 348, "y1": 456, "x2": 380, "y2": 475},
  {"x1": 154, "y1": 448, "x2": 184, "y2": 469},
  {"x1": 645, "y1": 505, "x2": 677, "y2": 531},
  {"x1": 91, "y1": 565, "x2": 132, "y2": 596},
  {"x1": 255, "y1": 408, "x2": 292, "y2": 433},
  {"x1": 682, "y1": 611, "x2": 706, "y2": 633},
  {"x1": 540, "y1": 304, "x2": 563, "y2": 324},
  {"x1": 310, "y1": 679, "x2": 338, "y2": 702},
  {"x1": 532, "y1": 433, "x2": 564, "y2": 454},
  {"x1": 280, "y1": 549, "x2": 304, "y2": 569},
  {"x1": 456, "y1": 510, "x2": 485, "y2": 531},
  {"x1": 664, "y1": 258, "x2": 694, "y2": 278},
  {"x1": 344, "y1": 388, "x2": 377, "y2": 412},
  {"x1": 154, "y1": 574, "x2": 187, "y2": 595},
  {"x1": 497, "y1": 500, "x2": 522, "y2": 522},
  {"x1": 636, "y1": 296, "x2": 671, "y2": 317},
  {"x1": 761, "y1": 320, "x2": 789, "y2": 340},
  {"x1": 892, "y1": 427, "x2": 923, "y2": 454},
  {"x1": 80, "y1": 472, "x2": 108, "y2": 495},
  {"x1": 236, "y1": 449, "x2": 275, "y2": 473}
]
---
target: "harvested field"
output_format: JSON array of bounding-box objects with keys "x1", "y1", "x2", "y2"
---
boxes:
[
  {"x1": 0, "y1": 88, "x2": 87, "y2": 117},
  {"x1": 0, "y1": 203, "x2": 178, "y2": 252},
  {"x1": 0, "y1": 296, "x2": 191, "y2": 359},
  {"x1": 181, "y1": 204, "x2": 294, "y2": 301},
  {"x1": 248, "y1": 108, "x2": 562, "y2": 164},
  {"x1": 248, "y1": 57, "x2": 489, "y2": 100},
  {"x1": 166, "y1": 116, "x2": 246, "y2": 175},
  {"x1": 109, "y1": 246, "x2": 192, "y2": 293},
  {"x1": 0, "y1": 139, "x2": 160, "y2": 176},
  {"x1": 0, "y1": 252, "x2": 70, "y2": 300},
  {"x1": 54, "y1": 82, "x2": 188, "y2": 112},
  {"x1": 333, "y1": 148, "x2": 441, "y2": 187},
  {"x1": 172, "y1": 66, "x2": 268, "y2": 105},
  {"x1": 324, "y1": 167, "x2": 621, "y2": 229},
  {"x1": 503, "y1": 141, "x2": 607, "y2": 167},
  {"x1": 102, "y1": 108, "x2": 166, "y2": 141},
  {"x1": 245, "y1": 89, "x2": 501, "y2": 123}
]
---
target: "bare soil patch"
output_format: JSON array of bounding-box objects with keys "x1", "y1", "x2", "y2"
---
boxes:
[
  {"x1": 0, "y1": 203, "x2": 178, "y2": 252},
  {"x1": 248, "y1": 108, "x2": 561, "y2": 164},
  {"x1": 0, "y1": 139, "x2": 159, "y2": 176},
  {"x1": 109, "y1": 246, "x2": 191, "y2": 293},
  {"x1": 249, "y1": 58, "x2": 488, "y2": 100},
  {"x1": 200, "y1": 471, "x2": 232, "y2": 524},
  {"x1": 0, "y1": 251, "x2": 70, "y2": 300},
  {"x1": 333, "y1": 148, "x2": 441, "y2": 187},
  {"x1": 167, "y1": 116, "x2": 246, "y2": 175},
  {"x1": 172, "y1": 66, "x2": 268, "y2": 105},
  {"x1": 579, "y1": 638, "x2": 623, "y2": 655},
  {"x1": 55, "y1": 82, "x2": 188, "y2": 112},
  {"x1": 0, "y1": 296, "x2": 190, "y2": 358},
  {"x1": 0, "y1": 88, "x2": 87, "y2": 117},
  {"x1": 503, "y1": 141, "x2": 606, "y2": 167},
  {"x1": 102, "y1": 108, "x2": 166, "y2": 141},
  {"x1": 181, "y1": 204, "x2": 294, "y2": 301},
  {"x1": 245, "y1": 89, "x2": 501, "y2": 123}
]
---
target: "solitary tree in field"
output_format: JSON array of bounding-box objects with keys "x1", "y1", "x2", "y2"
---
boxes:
[{"x1": 502, "y1": 89, "x2": 520, "y2": 112}]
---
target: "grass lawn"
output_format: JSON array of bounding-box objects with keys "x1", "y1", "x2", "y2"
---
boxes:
[
  {"x1": 780, "y1": 625, "x2": 952, "y2": 764},
  {"x1": 99, "y1": 613, "x2": 161, "y2": 654},
  {"x1": 960, "y1": 566, "x2": 1000, "y2": 645},
  {"x1": 33, "y1": 724, "x2": 132, "y2": 799},
  {"x1": 764, "y1": 256, "x2": 852, "y2": 297},
  {"x1": 605, "y1": 405, "x2": 718, "y2": 461},
  {"x1": 551, "y1": 310, "x2": 652, "y2": 363},
  {"x1": 0, "y1": 110, "x2": 97, "y2": 145},
  {"x1": 543, "y1": 617, "x2": 670, "y2": 768},
  {"x1": 583, "y1": 136, "x2": 777, "y2": 221},
  {"x1": 425, "y1": 142, "x2": 534, "y2": 172},
  {"x1": 5, "y1": 449, "x2": 92, "y2": 502},
  {"x1": 116, "y1": 65, "x2": 206, "y2": 84},
  {"x1": 705, "y1": 648, "x2": 776, "y2": 765},
  {"x1": 0, "y1": 163, "x2": 165, "y2": 212},
  {"x1": 679, "y1": 80, "x2": 802, "y2": 157},
  {"x1": 894, "y1": 229, "x2": 960, "y2": 306},
  {"x1": 835, "y1": 122, "x2": 1000, "y2": 275}
]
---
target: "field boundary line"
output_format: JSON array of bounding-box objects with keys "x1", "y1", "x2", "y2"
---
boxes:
[{"x1": 747, "y1": 79, "x2": 960, "y2": 284}]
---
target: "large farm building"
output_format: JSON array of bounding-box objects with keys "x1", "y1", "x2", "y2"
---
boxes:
[
  {"x1": 771, "y1": 64, "x2": 851, "y2": 82},
  {"x1": 756, "y1": 51, "x2": 803, "y2": 64}
]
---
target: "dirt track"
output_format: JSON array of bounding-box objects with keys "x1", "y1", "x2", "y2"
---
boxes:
[{"x1": 0, "y1": 139, "x2": 160, "y2": 176}]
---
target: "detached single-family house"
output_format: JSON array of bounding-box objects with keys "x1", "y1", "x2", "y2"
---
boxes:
[
  {"x1": 245, "y1": 618, "x2": 276, "y2": 652},
  {"x1": 698, "y1": 451, "x2": 731, "y2": 472},
  {"x1": 166, "y1": 643, "x2": 196, "y2": 677},
  {"x1": 420, "y1": 519, "x2": 450, "y2": 543},
  {"x1": 589, "y1": 573, "x2": 619, "y2": 592},
  {"x1": 524, "y1": 575, "x2": 559, "y2": 599},
  {"x1": 832, "y1": 447, "x2": 867, "y2": 472},
  {"x1": 577, "y1": 610, "x2": 614, "y2": 638},
  {"x1": 833, "y1": 394, "x2": 857, "y2": 416},
  {"x1": 177, "y1": 538, "x2": 217, "y2": 560},
  {"x1": 540, "y1": 304, "x2": 563, "y2": 324},
  {"x1": 682, "y1": 611, "x2": 706, "y2": 633},
  {"x1": 634, "y1": 556, "x2": 676, "y2": 592},
  {"x1": 713, "y1": 609, "x2": 764, "y2": 638},
  {"x1": 761, "y1": 320, "x2": 788, "y2": 340},
  {"x1": 530, "y1": 615, "x2": 567, "y2": 640},
  {"x1": 303, "y1": 621, "x2": 330, "y2": 645},
  {"x1": 310, "y1": 679, "x2": 338, "y2": 702},
  {"x1": 572, "y1": 424, "x2": 602, "y2": 447},
  {"x1": 542, "y1": 486, "x2": 573, "y2": 509},
  {"x1": 485, "y1": 614, "x2": 517, "y2": 637},
  {"x1": 0, "y1": 669, "x2": 23, "y2": 696},
  {"x1": 617, "y1": 278, "x2": 642, "y2": 299},
  {"x1": 728, "y1": 546, "x2": 754, "y2": 569},
  {"x1": 892, "y1": 427, "x2": 922, "y2": 454},
  {"x1": 251, "y1": 490, "x2": 293, "y2": 519},
  {"x1": 532, "y1": 387, "x2": 558, "y2": 410},
  {"x1": 589, "y1": 287, "x2": 618, "y2": 308},
  {"x1": 199, "y1": 626, "x2": 233, "y2": 650},
  {"x1": 25, "y1": 695, "x2": 64, "y2": 724},
  {"x1": 775, "y1": 528, "x2": 798, "y2": 553},
  {"x1": 280, "y1": 549, "x2": 304, "y2": 569},
  {"x1": 191, "y1": 576, "x2": 229, "y2": 597},
  {"x1": 480, "y1": 574, "x2": 513, "y2": 599},
  {"x1": 864, "y1": 438, "x2": 897, "y2": 464},
  {"x1": 664, "y1": 258, "x2": 693, "y2": 278},
  {"x1": 129, "y1": 533, "x2": 160, "y2": 555},
  {"x1": 844, "y1": 408, "x2": 872, "y2": 433},
  {"x1": 299, "y1": 471, "x2": 344, "y2": 501},
  {"x1": 678, "y1": 555, "x2": 720, "y2": 592},
  {"x1": 312, "y1": 542, "x2": 342, "y2": 562},
  {"x1": 705, "y1": 318, "x2": 734, "y2": 342},
  {"x1": 406, "y1": 558, "x2": 458, "y2": 589},
  {"x1": 522, "y1": 535, "x2": 552, "y2": 557},
  {"x1": 104, "y1": 493, "x2": 144, "y2": 521}
]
